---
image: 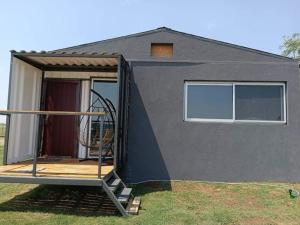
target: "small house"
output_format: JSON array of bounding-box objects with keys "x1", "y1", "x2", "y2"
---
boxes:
[{"x1": 0, "y1": 27, "x2": 299, "y2": 215}]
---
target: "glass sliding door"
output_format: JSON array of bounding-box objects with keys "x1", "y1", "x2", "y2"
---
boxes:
[{"x1": 89, "y1": 79, "x2": 118, "y2": 158}]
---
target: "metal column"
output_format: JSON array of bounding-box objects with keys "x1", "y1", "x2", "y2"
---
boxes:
[{"x1": 98, "y1": 116, "x2": 104, "y2": 179}]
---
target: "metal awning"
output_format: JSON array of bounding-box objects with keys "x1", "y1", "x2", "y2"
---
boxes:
[{"x1": 11, "y1": 50, "x2": 120, "y2": 71}]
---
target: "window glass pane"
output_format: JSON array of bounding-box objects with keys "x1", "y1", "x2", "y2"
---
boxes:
[
  {"x1": 186, "y1": 84, "x2": 233, "y2": 119},
  {"x1": 90, "y1": 81, "x2": 117, "y2": 157},
  {"x1": 235, "y1": 85, "x2": 284, "y2": 121},
  {"x1": 92, "y1": 81, "x2": 118, "y2": 109}
]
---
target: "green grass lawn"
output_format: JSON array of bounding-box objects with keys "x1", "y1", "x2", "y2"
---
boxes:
[
  {"x1": 0, "y1": 137, "x2": 4, "y2": 164},
  {"x1": 0, "y1": 124, "x2": 5, "y2": 138},
  {"x1": 0, "y1": 139, "x2": 300, "y2": 224}
]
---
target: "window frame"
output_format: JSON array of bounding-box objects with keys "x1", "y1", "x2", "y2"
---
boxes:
[
  {"x1": 184, "y1": 81, "x2": 286, "y2": 124},
  {"x1": 88, "y1": 78, "x2": 118, "y2": 159}
]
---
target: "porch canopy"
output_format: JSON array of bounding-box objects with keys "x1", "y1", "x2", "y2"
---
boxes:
[{"x1": 11, "y1": 50, "x2": 120, "y2": 71}]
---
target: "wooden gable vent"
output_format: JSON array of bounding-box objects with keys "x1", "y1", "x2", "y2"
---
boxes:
[{"x1": 151, "y1": 43, "x2": 173, "y2": 58}]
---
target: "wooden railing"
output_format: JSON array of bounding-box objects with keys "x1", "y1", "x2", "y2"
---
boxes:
[{"x1": 0, "y1": 110, "x2": 106, "y2": 179}]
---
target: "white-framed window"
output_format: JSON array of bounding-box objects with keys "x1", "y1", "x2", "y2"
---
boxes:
[
  {"x1": 88, "y1": 78, "x2": 118, "y2": 158},
  {"x1": 184, "y1": 81, "x2": 286, "y2": 123}
]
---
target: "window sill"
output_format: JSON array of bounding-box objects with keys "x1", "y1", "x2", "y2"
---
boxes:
[{"x1": 184, "y1": 119, "x2": 287, "y2": 125}]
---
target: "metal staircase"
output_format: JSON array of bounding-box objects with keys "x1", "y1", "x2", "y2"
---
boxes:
[
  {"x1": 103, "y1": 171, "x2": 141, "y2": 216},
  {"x1": 80, "y1": 89, "x2": 139, "y2": 216}
]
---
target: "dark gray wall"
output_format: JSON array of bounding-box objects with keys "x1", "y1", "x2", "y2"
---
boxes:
[
  {"x1": 56, "y1": 29, "x2": 300, "y2": 182},
  {"x1": 123, "y1": 61, "x2": 300, "y2": 183}
]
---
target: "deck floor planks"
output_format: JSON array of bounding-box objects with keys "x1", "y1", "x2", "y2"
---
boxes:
[{"x1": 0, "y1": 160, "x2": 113, "y2": 179}]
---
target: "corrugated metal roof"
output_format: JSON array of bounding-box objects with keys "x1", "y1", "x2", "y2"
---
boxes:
[{"x1": 10, "y1": 50, "x2": 120, "y2": 69}]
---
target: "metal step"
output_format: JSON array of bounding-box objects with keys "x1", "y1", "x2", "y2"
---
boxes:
[
  {"x1": 108, "y1": 178, "x2": 121, "y2": 192},
  {"x1": 117, "y1": 187, "x2": 132, "y2": 203},
  {"x1": 101, "y1": 171, "x2": 139, "y2": 216},
  {"x1": 103, "y1": 171, "x2": 114, "y2": 182}
]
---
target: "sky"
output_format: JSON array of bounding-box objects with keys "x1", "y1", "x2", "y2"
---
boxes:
[{"x1": 0, "y1": 0, "x2": 299, "y2": 123}]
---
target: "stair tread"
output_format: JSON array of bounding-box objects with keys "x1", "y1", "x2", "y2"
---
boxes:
[
  {"x1": 103, "y1": 171, "x2": 114, "y2": 182},
  {"x1": 108, "y1": 178, "x2": 121, "y2": 192},
  {"x1": 126, "y1": 196, "x2": 141, "y2": 215},
  {"x1": 117, "y1": 187, "x2": 132, "y2": 203},
  {"x1": 132, "y1": 196, "x2": 141, "y2": 205},
  {"x1": 110, "y1": 178, "x2": 121, "y2": 186}
]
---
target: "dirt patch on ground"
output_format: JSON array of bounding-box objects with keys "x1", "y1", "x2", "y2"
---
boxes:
[
  {"x1": 241, "y1": 216, "x2": 275, "y2": 225},
  {"x1": 172, "y1": 182, "x2": 266, "y2": 210},
  {"x1": 241, "y1": 196, "x2": 263, "y2": 209},
  {"x1": 172, "y1": 182, "x2": 217, "y2": 194}
]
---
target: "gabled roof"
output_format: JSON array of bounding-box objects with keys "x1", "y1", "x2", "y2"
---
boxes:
[{"x1": 53, "y1": 27, "x2": 293, "y2": 61}]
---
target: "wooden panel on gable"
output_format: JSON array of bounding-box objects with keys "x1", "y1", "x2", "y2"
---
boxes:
[{"x1": 151, "y1": 43, "x2": 173, "y2": 58}]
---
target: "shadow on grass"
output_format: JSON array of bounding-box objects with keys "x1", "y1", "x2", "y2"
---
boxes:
[
  {"x1": 0, "y1": 181, "x2": 172, "y2": 216},
  {"x1": 0, "y1": 185, "x2": 119, "y2": 216},
  {"x1": 130, "y1": 181, "x2": 172, "y2": 196}
]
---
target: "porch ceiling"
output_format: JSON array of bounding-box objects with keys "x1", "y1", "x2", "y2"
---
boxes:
[{"x1": 11, "y1": 50, "x2": 120, "y2": 70}]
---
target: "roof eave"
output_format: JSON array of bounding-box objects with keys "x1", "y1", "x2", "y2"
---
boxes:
[
  {"x1": 11, "y1": 50, "x2": 121, "y2": 58},
  {"x1": 10, "y1": 50, "x2": 121, "y2": 71}
]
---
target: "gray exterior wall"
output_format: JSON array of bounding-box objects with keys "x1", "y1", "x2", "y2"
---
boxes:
[
  {"x1": 124, "y1": 61, "x2": 300, "y2": 183},
  {"x1": 56, "y1": 28, "x2": 300, "y2": 183}
]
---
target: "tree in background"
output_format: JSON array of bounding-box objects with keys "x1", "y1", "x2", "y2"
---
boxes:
[{"x1": 281, "y1": 33, "x2": 300, "y2": 60}]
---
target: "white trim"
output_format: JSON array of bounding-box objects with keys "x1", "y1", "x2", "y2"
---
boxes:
[
  {"x1": 127, "y1": 179, "x2": 292, "y2": 188},
  {"x1": 79, "y1": 80, "x2": 91, "y2": 159},
  {"x1": 185, "y1": 81, "x2": 233, "y2": 86},
  {"x1": 232, "y1": 84, "x2": 235, "y2": 121},
  {"x1": 233, "y1": 82, "x2": 285, "y2": 86},
  {"x1": 183, "y1": 82, "x2": 187, "y2": 121},
  {"x1": 88, "y1": 79, "x2": 98, "y2": 159},
  {"x1": 185, "y1": 118, "x2": 234, "y2": 123},
  {"x1": 45, "y1": 71, "x2": 117, "y2": 79},
  {"x1": 184, "y1": 81, "x2": 287, "y2": 124},
  {"x1": 283, "y1": 83, "x2": 287, "y2": 123}
]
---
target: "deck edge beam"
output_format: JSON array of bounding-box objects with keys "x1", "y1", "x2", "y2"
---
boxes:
[{"x1": 0, "y1": 176, "x2": 103, "y2": 186}]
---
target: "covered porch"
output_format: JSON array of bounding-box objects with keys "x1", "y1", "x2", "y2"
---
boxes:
[
  {"x1": 1, "y1": 50, "x2": 131, "y2": 182},
  {"x1": 0, "y1": 51, "x2": 137, "y2": 216}
]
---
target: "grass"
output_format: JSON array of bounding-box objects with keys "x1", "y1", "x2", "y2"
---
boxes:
[
  {"x1": 0, "y1": 123, "x2": 5, "y2": 138},
  {"x1": 0, "y1": 138, "x2": 300, "y2": 224},
  {"x1": 0, "y1": 137, "x2": 4, "y2": 164}
]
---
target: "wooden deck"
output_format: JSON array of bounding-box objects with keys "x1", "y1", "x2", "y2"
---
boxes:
[{"x1": 0, "y1": 159, "x2": 113, "y2": 179}]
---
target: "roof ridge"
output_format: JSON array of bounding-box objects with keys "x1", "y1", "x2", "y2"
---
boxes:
[
  {"x1": 165, "y1": 29, "x2": 293, "y2": 61},
  {"x1": 51, "y1": 27, "x2": 171, "y2": 53},
  {"x1": 51, "y1": 27, "x2": 294, "y2": 61}
]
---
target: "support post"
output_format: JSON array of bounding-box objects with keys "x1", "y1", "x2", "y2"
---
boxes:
[
  {"x1": 3, "y1": 114, "x2": 11, "y2": 165},
  {"x1": 98, "y1": 116, "x2": 104, "y2": 179},
  {"x1": 113, "y1": 56, "x2": 122, "y2": 171},
  {"x1": 32, "y1": 114, "x2": 39, "y2": 177}
]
